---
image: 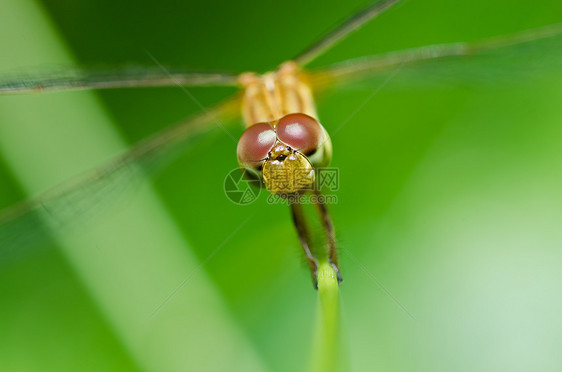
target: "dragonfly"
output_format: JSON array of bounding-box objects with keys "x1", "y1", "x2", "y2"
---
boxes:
[{"x1": 0, "y1": 0, "x2": 561, "y2": 288}]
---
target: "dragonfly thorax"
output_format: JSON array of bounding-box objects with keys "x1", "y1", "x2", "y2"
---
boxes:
[{"x1": 239, "y1": 61, "x2": 317, "y2": 126}]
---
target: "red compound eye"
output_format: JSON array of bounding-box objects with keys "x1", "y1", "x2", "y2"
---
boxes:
[
  {"x1": 237, "y1": 122, "x2": 276, "y2": 168},
  {"x1": 276, "y1": 113, "x2": 323, "y2": 155}
]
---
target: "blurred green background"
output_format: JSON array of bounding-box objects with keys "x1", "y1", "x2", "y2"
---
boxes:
[{"x1": 1, "y1": 0, "x2": 562, "y2": 371}]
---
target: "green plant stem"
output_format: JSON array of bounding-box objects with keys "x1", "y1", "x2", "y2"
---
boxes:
[{"x1": 309, "y1": 260, "x2": 340, "y2": 372}]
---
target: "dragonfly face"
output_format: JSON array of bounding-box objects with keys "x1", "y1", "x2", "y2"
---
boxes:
[{"x1": 237, "y1": 113, "x2": 332, "y2": 194}]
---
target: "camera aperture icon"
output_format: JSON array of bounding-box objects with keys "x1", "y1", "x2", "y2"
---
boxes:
[{"x1": 224, "y1": 168, "x2": 261, "y2": 205}]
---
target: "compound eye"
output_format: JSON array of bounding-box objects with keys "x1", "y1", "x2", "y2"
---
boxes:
[
  {"x1": 237, "y1": 122, "x2": 276, "y2": 168},
  {"x1": 276, "y1": 113, "x2": 324, "y2": 155}
]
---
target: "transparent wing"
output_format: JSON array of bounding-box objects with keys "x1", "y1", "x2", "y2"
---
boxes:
[
  {"x1": 4, "y1": 0, "x2": 402, "y2": 95},
  {"x1": 0, "y1": 96, "x2": 241, "y2": 263},
  {"x1": 0, "y1": 66, "x2": 240, "y2": 94},
  {"x1": 294, "y1": 0, "x2": 402, "y2": 66},
  {"x1": 307, "y1": 23, "x2": 562, "y2": 91}
]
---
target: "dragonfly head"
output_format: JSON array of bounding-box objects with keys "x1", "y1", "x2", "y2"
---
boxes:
[{"x1": 237, "y1": 113, "x2": 332, "y2": 194}]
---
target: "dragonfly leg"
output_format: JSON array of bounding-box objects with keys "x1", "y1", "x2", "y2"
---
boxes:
[
  {"x1": 314, "y1": 189, "x2": 343, "y2": 284},
  {"x1": 290, "y1": 201, "x2": 319, "y2": 289}
]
